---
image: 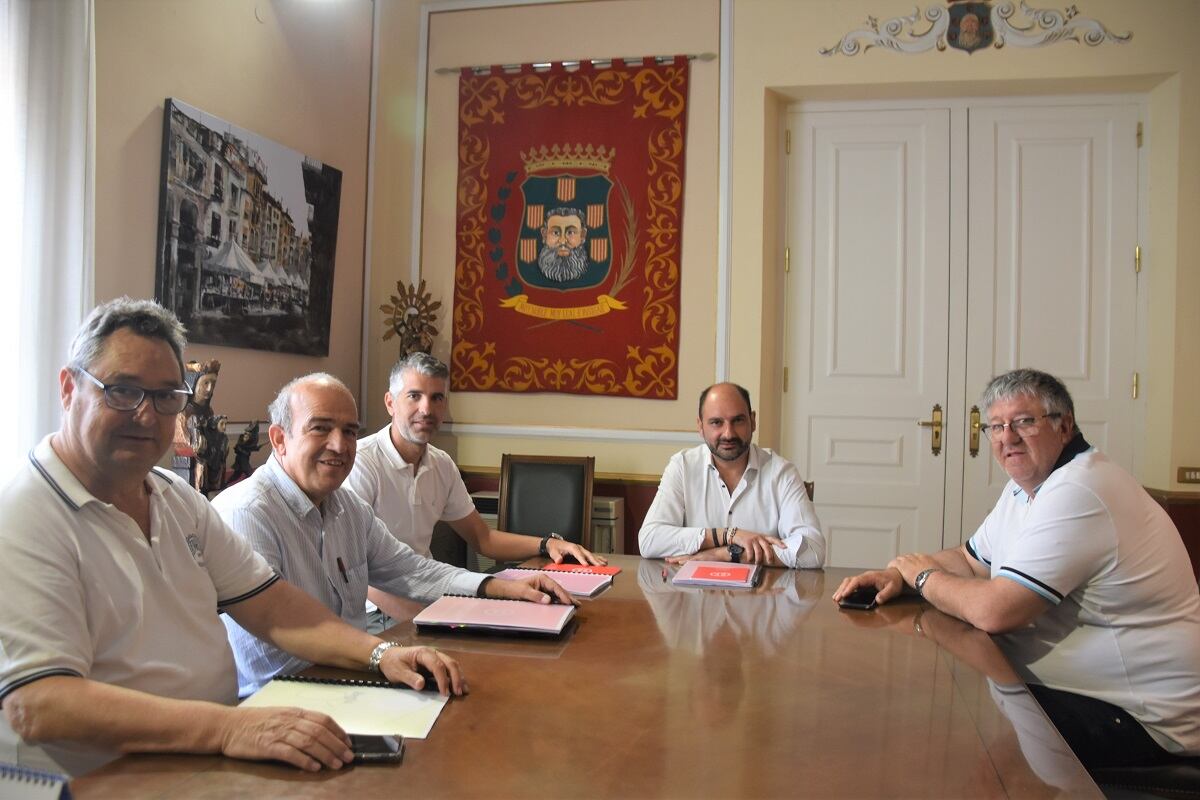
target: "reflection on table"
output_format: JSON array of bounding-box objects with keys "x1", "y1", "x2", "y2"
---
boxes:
[{"x1": 72, "y1": 556, "x2": 1099, "y2": 798}]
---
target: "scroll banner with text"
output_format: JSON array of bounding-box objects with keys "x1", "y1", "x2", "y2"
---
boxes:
[{"x1": 451, "y1": 57, "x2": 688, "y2": 398}]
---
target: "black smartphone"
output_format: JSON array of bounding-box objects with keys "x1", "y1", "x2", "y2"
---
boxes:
[
  {"x1": 349, "y1": 734, "x2": 405, "y2": 764},
  {"x1": 837, "y1": 587, "x2": 878, "y2": 610}
]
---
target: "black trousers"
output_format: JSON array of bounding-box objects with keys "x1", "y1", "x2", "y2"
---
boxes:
[{"x1": 1028, "y1": 684, "x2": 1198, "y2": 770}]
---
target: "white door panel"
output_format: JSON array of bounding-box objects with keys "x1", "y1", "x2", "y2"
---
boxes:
[
  {"x1": 785, "y1": 109, "x2": 950, "y2": 569},
  {"x1": 961, "y1": 105, "x2": 1138, "y2": 536},
  {"x1": 784, "y1": 99, "x2": 1141, "y2": 564}
]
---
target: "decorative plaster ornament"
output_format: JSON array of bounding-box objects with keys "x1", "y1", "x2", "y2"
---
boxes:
[{"x1": 820, "y1": 1, "x2": 1130, "y2": 56}]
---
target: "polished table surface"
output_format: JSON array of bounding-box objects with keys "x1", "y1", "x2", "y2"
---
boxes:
[{"x1": 73, "y1": 556, "x2": 1100, "y2": 798}]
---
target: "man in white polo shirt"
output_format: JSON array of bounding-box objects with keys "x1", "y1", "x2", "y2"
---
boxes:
[
  {"x1": 345, "y1": 352, "x2": 605, "y2": 621},
  {"x1": 0, "y1": 298, "x2": 464, "y2": 777},
  {"x1": 835, "y1": 368, "x2": 1200, "y2": 769},
  {"x1": 638, "y1": 382, "x2": 825, "y2": 568}
]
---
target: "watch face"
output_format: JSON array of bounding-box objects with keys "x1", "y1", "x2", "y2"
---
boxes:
[{"x1": 728, "y1": 544, "x2": 744, "y2": 563}]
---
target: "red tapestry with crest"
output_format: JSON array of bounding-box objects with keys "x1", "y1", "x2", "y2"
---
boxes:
[{"x1": 451, "y1": 57, "x2": 688, "y2": 399}]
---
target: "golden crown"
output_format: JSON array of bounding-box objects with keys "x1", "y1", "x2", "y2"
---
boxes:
[{"x1": 520, "y1": 143, "x2": 615, "y2": 175}]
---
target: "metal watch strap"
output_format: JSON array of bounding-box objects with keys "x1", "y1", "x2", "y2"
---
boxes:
[
  {"x1": 538, "y1": 532, "x2": 564, "y2": 557},
  {"x1": 368, "y1": 640, "x2": 400, "y2": 672},
  {"x1": 914, "y1": 567, "x2": 940, "y2": 597}
]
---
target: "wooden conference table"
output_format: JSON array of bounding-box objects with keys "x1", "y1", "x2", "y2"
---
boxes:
[{"x1": 73, "y1": 556, "x2": 1100, "y2": 798}]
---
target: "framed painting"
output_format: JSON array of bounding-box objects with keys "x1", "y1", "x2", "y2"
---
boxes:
[{"x1": 154, "y1": 98, "x2": 341, "y2": 355}]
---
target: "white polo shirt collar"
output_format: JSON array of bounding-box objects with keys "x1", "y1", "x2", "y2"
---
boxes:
[{"x1": 29, "y1": 438, "x2": 172, "y2": 512}]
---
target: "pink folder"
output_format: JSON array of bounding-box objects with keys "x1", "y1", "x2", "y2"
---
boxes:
[
  {"x1": 671, "y1": 560, "x2": 762, "y2": 588},
  {"x1": 413, "y1": 595, "x2": 576, "y2": 636}
]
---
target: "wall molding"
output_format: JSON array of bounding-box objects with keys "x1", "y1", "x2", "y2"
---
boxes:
[{"x1": 442, "y1": 421, "x2": 695, "y2": 444}]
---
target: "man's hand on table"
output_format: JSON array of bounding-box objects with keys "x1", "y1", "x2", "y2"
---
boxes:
[
  {"x1": 219, "y1": 706, "x2": 353, "y2": 772},
  {"x1": 487, "y1": 573, "x2": 578, "y2": 607},
  {"x1": 832, "y1": 567, "x2": 906, "y2": 606},
  {"x1": 545, "y1": 537, "x2": 608, "y2": 567},
  {"x1": 730, "y1": 529, "x2": 787, "y2": 565},
  {"x1": 887, "y1": 553, "x2": 940, "y2": 589},
  {"x1": 379, "y1": 644, "x2": 468, "y2": 696}
]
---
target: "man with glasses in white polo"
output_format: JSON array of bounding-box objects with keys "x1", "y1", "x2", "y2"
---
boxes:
[
  {"x1": 835, "y1": 368, "x2": 1200, "y2": 771},
  {"x1": 0, "y1": 298, "x2": 465, "y2": 777}
]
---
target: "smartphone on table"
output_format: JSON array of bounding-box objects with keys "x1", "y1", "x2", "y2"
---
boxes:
[
  {"x1": 349, "y1": 734, "x2": 405, "y2": 764},
  {"x1": 837, "y1": 587, "x2": 878, "y2": 610}
]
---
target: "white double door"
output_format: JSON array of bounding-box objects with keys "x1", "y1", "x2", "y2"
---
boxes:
[{"x1": 783, "y1": 99, "x2": 1140, "y2": 569}]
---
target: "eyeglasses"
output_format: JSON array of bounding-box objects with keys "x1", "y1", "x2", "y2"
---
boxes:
[
  {"x1": 75, "y1": 367, "x2": 192, "y2": 415},
  {"x1": 981, "y1": 413, "x2": 1062, "y2": 439}
]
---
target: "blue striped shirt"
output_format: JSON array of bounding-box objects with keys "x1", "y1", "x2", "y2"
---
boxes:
[{"x1": 214, "y1": 455, "x2": 485, "y2": 696}]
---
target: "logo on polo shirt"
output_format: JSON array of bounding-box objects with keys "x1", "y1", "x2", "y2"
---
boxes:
[{"x1": 186, "y1": 534, "x2": 205, "y2": 567}]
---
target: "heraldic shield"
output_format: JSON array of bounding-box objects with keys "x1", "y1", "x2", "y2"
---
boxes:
[{"x1": 516, "y1": 172, "x2": 613, "y2": 292}]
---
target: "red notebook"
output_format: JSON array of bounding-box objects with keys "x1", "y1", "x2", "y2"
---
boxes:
[
  {"x1": 671, "y1": 560, "x2": 762, "y2": 588},
  {"x1": 540, "y1": 562, "x2": 622, "y2": 576}
]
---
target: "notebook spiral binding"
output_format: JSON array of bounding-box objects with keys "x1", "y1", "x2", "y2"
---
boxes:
[
  {"x1": 276, "y1": 673, "x2": 401, "y2": 689},
  {"x1": 0, "y1": 760, "x2": 70, "y2": 788}
]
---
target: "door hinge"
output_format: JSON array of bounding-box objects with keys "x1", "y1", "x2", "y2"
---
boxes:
[
  {"x1": 783, "y1": 367, "x2": 789, "y2": 392},
  {"x1": 785, "y1": 129, "x2": 791, "y2": 155},
  {"x1": 1134, "y1": 244, "x2": 1141, "y2": 274},
  {"x1": 1132, "y1": 371, "x2": 1139, "y2": 399},
  {"x1": 784, "y1": 246, "x2": 790, "y2": 273},
  {"x1": 1136, "y1": 122, "x2": 1143, "y2": 148}
]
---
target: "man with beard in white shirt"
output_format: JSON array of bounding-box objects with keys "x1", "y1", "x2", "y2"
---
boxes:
[{"x1": 639, "y1": 382, "x2": 825, "y2": 568}]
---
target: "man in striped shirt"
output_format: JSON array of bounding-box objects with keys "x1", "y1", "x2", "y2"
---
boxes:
[{"x1": 218, "y1": 372, "x2": 573, "y2": 696}]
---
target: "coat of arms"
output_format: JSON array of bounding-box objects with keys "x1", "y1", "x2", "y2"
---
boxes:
[{"x1": 451, "y1": 58, "x2": 688, "y2": 398}]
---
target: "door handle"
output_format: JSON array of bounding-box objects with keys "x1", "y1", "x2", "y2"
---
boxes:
[
  {"x1": 917, "y1": 404, "x2": 943, "y2": 457},
  {"x1": 969, "y1": 405, "x2": 981, "y2": 457}
]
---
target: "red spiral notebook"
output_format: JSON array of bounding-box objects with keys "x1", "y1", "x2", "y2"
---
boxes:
[
  {"x1": 413, "y1": 595, "x2": 576, "y2": 636},
  {"x1": 671, "y1": 560, "x2": 762, "y2": 588},
  {"x1": 541, "y1": 562, "x2": 622, "y2": 576}
]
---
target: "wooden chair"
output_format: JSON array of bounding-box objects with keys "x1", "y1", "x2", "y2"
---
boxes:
[
  {"x1": 497, "y1": 454, "x2": 595, "y2": 550},
  {"x1": 804, "y1": 480, "x2": 815, "y2": 501}
]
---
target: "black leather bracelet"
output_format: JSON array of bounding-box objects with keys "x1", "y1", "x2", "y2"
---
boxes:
[{"x1": 476, "y1": 576, "x2": 494, "y2": 597}]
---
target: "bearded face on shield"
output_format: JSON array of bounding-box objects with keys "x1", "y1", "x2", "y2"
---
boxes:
[{"x1": 537, "y1": 207, "x2": 589, "y2": 282}]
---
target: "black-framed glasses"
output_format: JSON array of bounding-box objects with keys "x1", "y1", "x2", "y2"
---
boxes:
[
  {"x1": 981, "y1": 413, "x2": 1062, "y2": 439},
  {"x1": 74, "y1": 367, "x2": 192, "y2": 415}
]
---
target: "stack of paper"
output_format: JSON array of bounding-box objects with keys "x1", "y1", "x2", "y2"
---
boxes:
[
  {"x1": 413, "y1": 595, "x2": 576, "y2": 636},
  {"x1": 240, "y1": 676, "x2": 449, "y2": 738}
]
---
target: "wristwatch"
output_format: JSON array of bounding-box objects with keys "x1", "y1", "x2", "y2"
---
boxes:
[
  {"x1": 914, "y1": 567, "x2": 941, "y2": 597},
  {"x1": 368, "y1": 640, "x2": 400, "y2": 672},
  {"x1": 728, "y1": 543, "x2": 745, "y2": 564},
  {"x1": 538, "y1": 532, "x2": 564, "y2": 557}
]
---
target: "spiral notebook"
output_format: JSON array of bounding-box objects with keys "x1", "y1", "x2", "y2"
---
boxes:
[
  {"x1": 0, "y1": 762, "x2": 71, "y2": 800},
  {"x1": 239, "y1": 674, "x2": 449, "y2": 739},
  {"x1": 491, "y1": 567, "x2": 613, "y2": 597},
  {"x1": 413, "y1": 595, "x2": 576, "y2": 636}
]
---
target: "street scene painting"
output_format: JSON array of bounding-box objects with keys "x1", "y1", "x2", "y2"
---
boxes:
[{"x1": 154, "y1": 98, "x2": 342, "y2": 355}]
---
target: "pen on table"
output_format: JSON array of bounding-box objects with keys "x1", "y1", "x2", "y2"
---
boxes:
[{"x1": 336, "y1": 556, "x2": 350, "y2": 584}]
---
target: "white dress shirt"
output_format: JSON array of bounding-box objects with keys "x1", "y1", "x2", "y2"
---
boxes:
[
  {"x1": 345, "y1": 426, "x2": 476, "y2": 558},
  {"x1": 638, "y1": 443, "x2": 825, "y2": 568},
  {"x1": 215, "y1": 454, "x2": 486, "y2": 696}
]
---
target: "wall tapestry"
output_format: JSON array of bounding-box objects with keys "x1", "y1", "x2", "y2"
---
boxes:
[
  {"x1": 452, "y1": 57, "x2": 689, "y2": 399},
  {"x1": 820, "y1": 0, "x2": 1130, "y2": 56},
  {"x1": 155, "y1": 98, "x2": 342, "y2": 356}
]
